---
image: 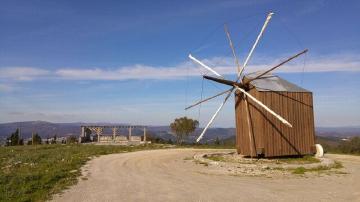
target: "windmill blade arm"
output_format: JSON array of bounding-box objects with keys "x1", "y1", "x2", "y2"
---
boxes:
[
  {"x1": 196, "y1": 90, "x2": 233, "y2": 142},
  {"x1": 188, "y1": 54, "x2": 224, "y2": 78},
  {"x1": 236, "y1": 87, "x2": 292, "y2": 127},
  {"x1": 244, "y1": 98, "x2": 255, "y2": 157},
  {"x1": 203, "y1": 75, "x2": 245, "y2": 88},
  {"x1": 185, "y1": 88, "x2": 232, "y2": 110},
  {"x1": 224, "y1": 24, "x2": 242, "y2": 75},
  {"x1": 238, "y1": 12, "x2": 274, "y2": 79},
  {"x1": 245, "y1": 49, "x2": 308, "y2": 84}
]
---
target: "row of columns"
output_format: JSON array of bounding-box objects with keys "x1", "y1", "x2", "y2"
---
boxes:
[{"x1": 80, "y1": 126, "x2": 147, "y2": 142}]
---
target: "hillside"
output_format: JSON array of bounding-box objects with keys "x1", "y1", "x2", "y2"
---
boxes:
[
  {"x1": 0, "y1": 121, "x2": 235, "y2": 142},
  {"x1": 0, "y1": 121, "x2": 358, "y2": 142}
]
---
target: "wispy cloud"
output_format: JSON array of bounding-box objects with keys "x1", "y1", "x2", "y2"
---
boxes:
[
  {"x1": 0, "y1": 84, "x2": 15, "y2": 92},
  {"x1": 55, "y1": 63, "x2": 202, "y2": 80},
  {"x1": 0, "y1": 53, "x2": 359, "y2": 82},
  {"x1": 0, "y1": 67, "x2": 49, "y2": 81}
]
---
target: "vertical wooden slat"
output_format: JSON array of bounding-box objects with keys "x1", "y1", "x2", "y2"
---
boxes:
[
  {"x1": 269, "y1": 92, "x2": 275, "y2": 157},
  {"x1": 303, "y1": 93, "x2": 309, "y2": 153},
  {"x1": 235, "y1": 85, "x2": 316, "y2": 157},
  {"x1": 282, "y1": 92, "x2": 290, "y2": 155}
]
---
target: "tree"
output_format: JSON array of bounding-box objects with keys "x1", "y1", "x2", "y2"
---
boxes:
[
  {"x1": 27, "y1": 133, "x2": 42, "y2": 145},
  {"x1": 6, "y1": 129, "x2": 23, "y2": 146},
  {"x1": 170, "y1": 116, "x2": 199, "y2": 144},
  {"x1": 214, "y1": 137, "x2": 220, "y2": 145},
  {"x1": 67, "y1": 136, "x2": 78, "y2": 144},
  {"x1": 51, "y1": 135, "x2": 57, "y2": 144},
  {"x1": 338, "y1": 137, "x2": 360, "y2": 154}
]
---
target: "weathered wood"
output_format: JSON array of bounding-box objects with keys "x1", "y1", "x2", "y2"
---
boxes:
[{"x1": 235, "y1": 86, "x2": 316, "y2": 157}]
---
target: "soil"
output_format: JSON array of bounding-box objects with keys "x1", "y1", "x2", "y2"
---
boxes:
[{"x1": 52, "y1": 149, "x2": 360, "y2": 202}]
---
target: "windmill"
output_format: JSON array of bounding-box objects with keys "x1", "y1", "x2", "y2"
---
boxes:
[{"x1": 187, "y1": 12, "x2": 315, "y2": 157}]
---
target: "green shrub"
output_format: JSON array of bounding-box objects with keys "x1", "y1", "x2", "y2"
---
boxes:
[{"x1": 337, "y1": 137, "x2": 360, "y2": 154}]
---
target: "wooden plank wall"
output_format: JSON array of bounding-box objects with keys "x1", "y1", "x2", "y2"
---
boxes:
[{"x1": 235, "y1": 89, "x2": 315, "y2": 157}]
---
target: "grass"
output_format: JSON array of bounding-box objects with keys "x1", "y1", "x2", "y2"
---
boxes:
[
  {"x1": 291, "y1": 161, "x2": 343, "y2": 174},
  {"x1": 205, "y1": 155, "x2": 226, "y2": 162},
  {"x1": 205, "y1": 154, "x2": 321, "y2": 165},
  {"x1": 193, "y1": 159, "x2": 209, "y2": 166},
  {"x1": 275, "y1": 155, "x2": 320, "y2": 164},
  {"x1": 180, "y1": 144, "x2": 235, "y2": 149},
  {"x1": 291, "y1": 167, "x2": 307, "y2": 174},
  {"x1": 0, "y1": 143, "x2": 166, "y2": 202}
]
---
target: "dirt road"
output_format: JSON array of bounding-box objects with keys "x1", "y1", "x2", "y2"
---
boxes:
[{"x1": 52, "y1": 149, "x2": 360, "y2": 202}]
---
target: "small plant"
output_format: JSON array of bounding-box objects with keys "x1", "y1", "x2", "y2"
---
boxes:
[
  {"x1": 333, "y1": 161, "x2": 344, "y2": 169},
  {"x1": 183, "y1": 157, "x2": 193, "y2": 161},
  {"x1": 205, "y1": 155, "x2": 226, "y2": 162},
  {"x1": 276, "y1": 155, "x2": 320, "y2": 164},
  {"x1": 292, "y1": 167, "x2": 306, "y2": 174},
  {"x1": 291, "y1": 161, "x2": 344, "y2": 175}
]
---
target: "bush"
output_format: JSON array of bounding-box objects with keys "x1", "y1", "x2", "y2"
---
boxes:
[
  {"x1": 324, "y1": 136, "x2": 360, "y2": 155},
  {"x1": 337, "y1": 137, "x2": 360, "y2": 154},
  {"x1": 27, "y1": 133, "x2": 42, "y2": 145},
  {"x1": 170, "y1": 117, "x2": 198, "y2": 144},
  {"x1": 6, "y1": 129, "x2": 24, "y2": 146},
  {"x1": 66, "y1": 136, "x2": 78, "y2": 144}
]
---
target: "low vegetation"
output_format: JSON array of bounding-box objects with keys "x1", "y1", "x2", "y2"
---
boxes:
[
  {"x1": 170, "y1": 116, "x2": 199, "y2": 144},
  {"x1": 204, "y1": 154, "x2": 320, "y2": 164},
  {"x1": 6, "y1": 129, "x2": 24, "y2": 146},
  {"x1": 0, "y1": 144, "x2": 165, "y2": 202},
  {"x1": 202, "y1": 153, "x2": 344, "y2": 176},
  {"x1": 205, "y1": 155, "x2": 226, "y2": 162},
  {"x1": 317, "y1": 136, "x2": 360, "y2": 155},
  {"x1": 291, "y1": 161, "x2": 343, "y2": 175},
  {"x1": 274, "y1": 155, "x2": 320, "y2": 164}
]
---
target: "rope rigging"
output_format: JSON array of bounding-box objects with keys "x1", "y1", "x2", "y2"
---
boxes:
[{"x1": 185, "y1": 13, "x2": 307, "y2": 124}]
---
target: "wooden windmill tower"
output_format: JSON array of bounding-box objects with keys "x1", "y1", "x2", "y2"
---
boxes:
[{"x1": 187, "y1": 12, "x2": 316, "y2": 157}]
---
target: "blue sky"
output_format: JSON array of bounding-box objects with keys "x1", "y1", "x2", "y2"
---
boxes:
[{"x1": 0, "y1": 0, "x2": 359, "y2": 127}]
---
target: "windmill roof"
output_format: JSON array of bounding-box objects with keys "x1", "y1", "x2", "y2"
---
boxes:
[{"x1": 245, "y1": 72, "x2": 310, "y2": 92}]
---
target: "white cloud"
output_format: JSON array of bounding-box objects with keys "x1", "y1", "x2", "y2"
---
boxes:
[
  {"x1": 0, "y1": 84, "x2": 15, "y2": 92},
  {"x1": 0, "y1": 67, "x2": 49, "y2": 81},
  {"x1": 55, "y1": 63, "x2": 203, "y2": 80},
  {"x1": 0, "y1": 53, "x2": 359, "y2": 82},
  {"x1": 51, "y1": 53, "x2": 360, "y2": 80}
]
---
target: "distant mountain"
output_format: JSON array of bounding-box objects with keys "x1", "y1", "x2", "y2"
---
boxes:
[
  {"x1": 0, "y1": 121, "x2": 235, "y2": 142},
  {"x1": 316, "y1": 127, "x2": 360, "y2": 138},
  {"x1": 0, "y1": 121, "x2": 81, "y2": 139},
  {"x1": 315, "y1": 136, "x2": 342, "y2": 147},
  {"x1": 0, "y1": 121, "x2": 358, "y2": 141}
]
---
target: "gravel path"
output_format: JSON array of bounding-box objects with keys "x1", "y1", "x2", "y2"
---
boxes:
[{"x1": 52, "y1": 149, "x2": 360, "y2": 202}]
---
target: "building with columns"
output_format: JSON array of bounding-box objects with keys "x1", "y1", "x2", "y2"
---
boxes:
[{"x1": 79, "y1": 125, "x2": 148, "y2": 145}]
